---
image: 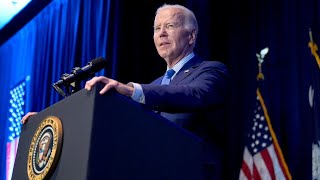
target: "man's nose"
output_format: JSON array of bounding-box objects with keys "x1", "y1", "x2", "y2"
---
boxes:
[{"x1": 159, "y1": 27, "x2": 168, "y2": 37}]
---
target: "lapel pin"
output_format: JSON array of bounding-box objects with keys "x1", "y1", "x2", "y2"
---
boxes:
[{"x1": 184, "y1": 70, "x2": 189, "y2": 73}]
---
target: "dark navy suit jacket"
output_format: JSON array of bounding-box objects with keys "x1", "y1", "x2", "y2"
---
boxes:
[{"x1": 141, "y1": 55, "x2": 230, "y2": 179}]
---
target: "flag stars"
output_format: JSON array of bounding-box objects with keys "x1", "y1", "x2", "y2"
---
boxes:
[
  {"x1": 255, "y1": 140, "x2": 260, "y2": 145},
  {"x1": 251, "y1": 134, "x2": 255, "y2": 139},
  {"x1": 246, "y1": 95, "x2": 275, "y2": 154}
]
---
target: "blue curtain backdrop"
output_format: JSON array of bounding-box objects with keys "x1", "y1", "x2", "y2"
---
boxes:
[
  {"x1": 0, "y1": 0, "x2": 319, "y2": 179},
  {"x1": 0, "y1": 0, "x2": 111, "y2": 179}
]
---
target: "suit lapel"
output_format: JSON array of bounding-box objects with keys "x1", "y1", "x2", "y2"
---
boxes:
[{"x1": 170, "y1": 56, "x2": 203, "y2": 85}]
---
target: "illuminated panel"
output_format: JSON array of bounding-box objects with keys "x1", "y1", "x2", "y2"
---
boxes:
[
  {"x1": 0, "y1": 0, "x2": 32, "y2": 30},
  {"x1": 6, "y1": 76, "x2": 29, "y2": 180}
]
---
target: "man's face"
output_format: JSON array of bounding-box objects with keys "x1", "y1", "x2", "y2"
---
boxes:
[{"x1": 153, "y1": 8, "x2": 193, "y2": 65}]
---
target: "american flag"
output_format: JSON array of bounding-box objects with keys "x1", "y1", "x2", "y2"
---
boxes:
[
  {"x1": 6, "y1": 79, "x2": 28, "y2": 180},
  {"x1": 308, "y1": 30, "x2": 320, "y2": 179},
  {"x1": 239, "y1": 88, "x2": 291, "y2": 180},
  {"x1": 6, "y1": 138, "x2": 19, "y2": 180}
]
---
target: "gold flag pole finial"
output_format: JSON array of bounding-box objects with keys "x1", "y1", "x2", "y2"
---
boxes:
[
  {"x1": 308, "y1": 28, "x2": 320, "y2": 69},
  {"x1": 256, "y1": 47, "x2": 269, "y2": 81}
]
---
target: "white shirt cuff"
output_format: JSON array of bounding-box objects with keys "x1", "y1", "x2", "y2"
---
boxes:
[{"x1": 128, "y1": 82, "x2": 145, "y2": 104}]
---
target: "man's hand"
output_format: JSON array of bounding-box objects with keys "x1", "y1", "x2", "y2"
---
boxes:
[
  {"x1": 21, "y1": 112, "x2": 38, "y2": 124},
  {"x1": 85, "y1": 76, "x2": 134, "y2": 97}
]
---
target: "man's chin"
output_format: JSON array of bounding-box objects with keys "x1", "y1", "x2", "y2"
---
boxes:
[{"x1": 158, "y1": 51, "x2": 170, "y2": 59}]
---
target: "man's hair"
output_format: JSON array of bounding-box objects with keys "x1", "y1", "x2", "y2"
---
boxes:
[{"x1": 155, "y1": 4, "x2": 199, "y2": 36}]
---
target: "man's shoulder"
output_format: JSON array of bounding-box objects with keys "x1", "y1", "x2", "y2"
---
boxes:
[
  {"x1": 202, "y1": 60, "x2": 226, "y2": 67},
  {"x1": 194, "y1": 57, "x2": 229, "y2": 77},
  {"x1": 198, "y1": 59, "x2": 228, "y2": 71},
  {"x1": 186, "y1": 55, "x2": 229, "y2": 75},
  {"x1": 193, "y1": 55, "x2": 227, "y2": 68}
]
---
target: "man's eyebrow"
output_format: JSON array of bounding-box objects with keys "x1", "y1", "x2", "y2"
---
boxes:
[{"x1": 154, "y1": 21, "x2": 178, "y2": 26}]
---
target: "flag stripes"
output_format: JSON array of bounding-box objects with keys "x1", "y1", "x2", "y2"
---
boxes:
[{"x1": 239, "y1": 89, "x2": 291, "y2": 180}]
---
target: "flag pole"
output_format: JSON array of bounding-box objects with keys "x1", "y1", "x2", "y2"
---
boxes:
[
  {"x1": 256, "y1": 47, "x2": 292, "y2": 179},
  {"x1": 308, "y1": 28, "x2": 320, "y2": 69},
  {"x1": 239, "y1": 47, "x2": 292, "y2": 180}
]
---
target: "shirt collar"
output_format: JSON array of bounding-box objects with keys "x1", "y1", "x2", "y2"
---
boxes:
[{"x1": 166, "y1": 52, "x2": 195, "y2": 78}]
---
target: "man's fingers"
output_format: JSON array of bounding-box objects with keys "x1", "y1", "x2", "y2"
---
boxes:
[
  {"x1": 85, "y1": 77, "x2": 97, "y2": 91},
  {"x1": 99, "y1": 81, "x2": 115, "y2": 94},
  {"x1": 21, "y1": 112, "x2": 38, "y2": 124},
  {"x1": 85, "y1": 76, "x2": 109, "y2": 91}
]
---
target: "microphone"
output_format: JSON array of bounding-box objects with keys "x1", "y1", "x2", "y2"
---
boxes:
[
  {"x1": 52, "y1": 57, "x2": 107, "y2": 97},
  {"x1": 53, "y1": 57, "x2": 107, "y2": 86}
]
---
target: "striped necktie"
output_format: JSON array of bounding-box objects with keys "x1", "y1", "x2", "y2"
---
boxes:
[{"x1": 161, "y1": 69, "x2": 175, "y2": 85}]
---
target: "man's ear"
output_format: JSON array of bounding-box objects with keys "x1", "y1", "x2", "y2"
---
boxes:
[{"x1": 188, "y1": 29, "x2": 196, "y2": 45}]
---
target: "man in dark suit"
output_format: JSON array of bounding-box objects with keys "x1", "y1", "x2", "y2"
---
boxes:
[
  {"x1": 23, "y1": 3, "x2": 230, "y2": 179},
  {"x1": 85, "y1": 4, "x2": 230, "y2": 179}
]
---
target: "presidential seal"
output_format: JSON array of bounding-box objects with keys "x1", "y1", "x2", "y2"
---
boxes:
[{"x1": 27, "y1": 116, "x2": 63, "y2": 180}]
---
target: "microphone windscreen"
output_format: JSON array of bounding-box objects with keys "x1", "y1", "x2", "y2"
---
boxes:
[
  {"x1": 88, "y1": 57, "x2": 107, "y2": 72},
  {"x1": 91, "y1": 57, "x2": 105, "y2": 65}
]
